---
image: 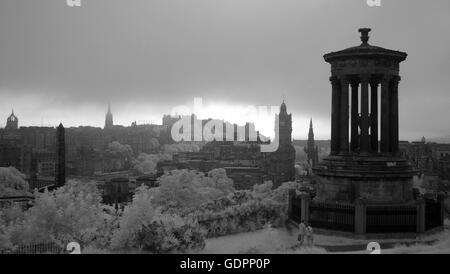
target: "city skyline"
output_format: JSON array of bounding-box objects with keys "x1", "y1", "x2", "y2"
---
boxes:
[{"x1": 0, "y1": 101, "x2": 446, "y2": 143}]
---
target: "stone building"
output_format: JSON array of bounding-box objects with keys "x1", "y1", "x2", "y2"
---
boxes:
[
  {"x1": 399, "y1": 140, "x2": 450, "y2": 177},
  {"x1": 0, "y1": 140, "x2": 21, "y2": 170},
  {"x1": 438, "y1": 155, "x2": 450, "y2": 181},
  {"x1": 102, "y1": 177, "x2": 131, "y2": 205},
  {"x1": 0, "y1": 112, "x2": 56, "y2": 178},
  {"x1": 264, "y1": 101, "x2": 296, "y2": 187},
  {"x1": 35, "y1": 149, "x2": 56, "y2": 177}
]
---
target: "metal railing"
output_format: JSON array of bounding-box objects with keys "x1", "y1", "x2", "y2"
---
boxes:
[
  {"x1": 425, "y1": 198, "x2": 443, "y2": 231},
  {"x1": 309, "y1": 201, "x2": 355, "y2": 232},
  {"x1": 290, "y1": 197, "x2": 302, "y2": 223},
  {"x1": 366, "y1": 205, "x2": 417, "y2": 233},
  {"x1": 0, "y1": 242, "x2": 64, "y2": 254}
]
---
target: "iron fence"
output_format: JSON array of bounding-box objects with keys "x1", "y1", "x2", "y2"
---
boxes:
[
  {"x1": 0, "y1": 242, "x2": 64, "y2": 254},
  {"x1": 425, "y1": 198, "x2": 443, "y2": 231},
  {"x1": 309, "y1": 201, "x2": 355, "y2": 232},
  {"x1": 366, "y1": 205, "x2": 416, "y2": 233},
  {"x1": 290, "y1": 197, "x2": 302, "y2": 223}
]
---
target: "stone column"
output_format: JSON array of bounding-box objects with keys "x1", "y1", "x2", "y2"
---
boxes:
[
  {"x1": 380, "y1": 76, "x2": 391, "y2": 153},
  {"x1": 300, "y1": 193, "x2": 311, "y2": 224},
  {"x1": 330, "y1": 76, "x2": 341, "y2": 155},
  {"x1": 438, "y1": 192, "x2": 446, "y2": 227},
  {"x1": 360, "y1": 75, "x2": 370, "y2": 153},
  {"x1": 287, "y1": 188, "x2": 296, "y2": 220},
  {"x1": 390, "y1": 76, "x2": 400, "y2": 155},
  {"x1": 340, "y1": 77, "x2": 350, "y2": 154},
  {"x1": 416, "y1": 198, "x2": 425, "y2": 233},
  {"x1": 370, "y1": 80, "x2": 379, "y2": 152},
  {"x1": 354, "y1": 198, "x2": 367, "y2": 234},
  {"x1": 350, "y1": 79, "x2": 359, "y2": 152}
]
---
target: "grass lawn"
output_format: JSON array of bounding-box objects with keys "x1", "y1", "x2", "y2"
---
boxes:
[{"x1": 201, "y1": 220, "x2": 450, "y2": 254}]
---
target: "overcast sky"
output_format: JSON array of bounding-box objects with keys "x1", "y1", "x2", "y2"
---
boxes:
[{"x1": 0, "y1": 0, "x2": 449, "y2": 140}]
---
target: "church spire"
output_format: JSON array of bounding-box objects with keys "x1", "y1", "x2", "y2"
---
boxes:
[
  {"x1": 308, "y1": 118, "x2": 314, "y2": 139},
  {"x1": 105, "y1": 103, "x2": 114, "y2": 129},
  {"x1": 6, "y1": 109, "x2": 18, "y2": 130},
  {"x1": 305, "y1": 118, "x2": 319, "y2": 168},
  {"x1": 280, "y1": 100, "x2": 287, "y2": 114}
]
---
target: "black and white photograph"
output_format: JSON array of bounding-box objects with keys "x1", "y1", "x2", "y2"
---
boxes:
[{"x1": 1, "y1": 0, "x2": 450, "y2": 260}]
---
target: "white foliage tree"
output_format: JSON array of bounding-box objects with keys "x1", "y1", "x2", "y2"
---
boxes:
[
  {"x1": 8, "y1": 180, "x2": 109, "y2": 248},
  {"x1": 0, "y1": 167, "x2": 30, "y2": 197},
  {"x1": 133, "y1": 153, "x2": 172, "y2": 175},
  {"x1": 151, "y1": 168, "x2": 234, "y2": 213},
  {"x1": 110, "y1": 185, "x2": 156, "y2": 249},
  {"x1": 111, "y1": 185, "x2": 205, "y2": 252}
]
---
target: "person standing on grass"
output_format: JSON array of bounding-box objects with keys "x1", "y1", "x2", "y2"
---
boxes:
[
  {"x1": 298, "y1": 220, "x2": 306, "y2": 247},
  {"x1": 306, "y1": 223, "x2": 314, "y2": 247}
]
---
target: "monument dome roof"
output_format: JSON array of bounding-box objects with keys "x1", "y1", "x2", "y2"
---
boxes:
[{"x1": 324, "y1": 28, "x2": 407, "y2": 63}]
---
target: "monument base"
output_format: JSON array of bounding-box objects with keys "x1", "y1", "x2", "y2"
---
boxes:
[{"x1": 313, "y1": 155, "x2": 417, "y2": 203}]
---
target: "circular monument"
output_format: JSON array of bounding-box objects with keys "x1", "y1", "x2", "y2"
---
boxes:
[
  {"x1": 289, "y1": 28, "x2": 443, "y2": 235},
  {"x1": 314, "y1": 28, "x2": 416, "y2": 204}
]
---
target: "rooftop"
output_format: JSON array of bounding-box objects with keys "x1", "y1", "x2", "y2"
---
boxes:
[{"x1": 324, "y1": 28, "x2": 407, "y2": 63}]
